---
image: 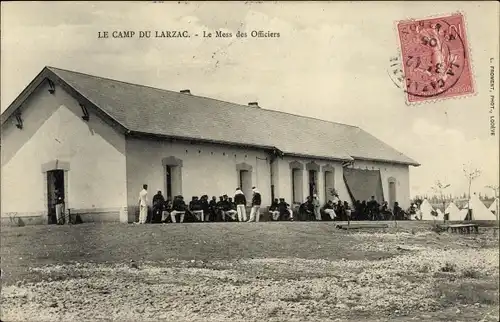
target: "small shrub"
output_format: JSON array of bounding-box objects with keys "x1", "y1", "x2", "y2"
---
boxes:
[
  {"x1": 435, "y1": 281, "x2": 499, "y2": 305},
  {"x1": 418, "y1": 263, "x2": 431, "y2": 273},
  {"x1": 430, "y1": 224, "x2": 445, "y2": 233},
  {"x1": 461, "y1": 268, "x2": 480, "y2": 279},
  {"x1": 440, "y1": 262, "x2": 457, "y2": 273}
]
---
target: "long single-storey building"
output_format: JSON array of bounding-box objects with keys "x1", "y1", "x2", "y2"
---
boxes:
[{"x1": 1, "y1": 66, "x2": 419, "y2": 225}]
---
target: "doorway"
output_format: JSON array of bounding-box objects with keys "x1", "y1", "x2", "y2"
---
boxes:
[
  {"x1": 308, "y1": 170, "x2": 317, "y2": 198},
  {"x1": 239, "y1": 170, "x2": 252, "y2": 202},
  {"x1": 165, "y1": 165, "x2": 182, "y2": 200},
  {"x1": 388, "y1": 179, "x2": 396, "y2": 208},
  {"x1": 166, "y1": 165, "x2": 173, "y2": 200},
  {"x1": 47, "y1": 170, "x2": 65, "y2": 224}
]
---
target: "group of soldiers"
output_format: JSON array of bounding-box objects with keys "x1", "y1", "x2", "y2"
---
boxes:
[
  {"x1": 137, "y1": 184, "x2": 410, "y2": 224},
  {"x1": 138, "y1": 185, "x2": 264, "y2": 224}
]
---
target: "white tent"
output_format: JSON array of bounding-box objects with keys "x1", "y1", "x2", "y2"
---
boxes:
[
  {"x1": 488, "y1": 198, "x2": 499, "y2": 214},
  {"x1": 460, "y1": 208, "x2": 469, "y2": 220},
  {"x1": 462, "y1": 194, "x2": 497, "y2": 220},
  {"x1": 420, "y1": 199, "x2": 440, "y2": 220},
  {"x1": 436, "y1": 208, "x2": 444, "y2": 218},
  {"x1": 445, "y1": 202, "x2": 463, "y2": 221}
]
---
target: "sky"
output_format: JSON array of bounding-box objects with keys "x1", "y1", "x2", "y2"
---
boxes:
[{"x1": 1, "y1": 1, "x2": 499, "y2": 198}]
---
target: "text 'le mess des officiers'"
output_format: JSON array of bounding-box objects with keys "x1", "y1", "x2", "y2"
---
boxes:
[{"x1": 98, "y1": 30, "x2": 281, "y2": 39}]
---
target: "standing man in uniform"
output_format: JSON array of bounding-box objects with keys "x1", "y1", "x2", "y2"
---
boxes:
[
  {"x1": 312, "y1": 194, "x2": 321, "y2": 221},
  {"x1": 55, "y1": 188, "x2": 65, "y2": 225},
  {"x1": 248, "y1": 187, "x2": 262, "y2": 222},
  {"x1": 234, "y1": 188, "x2": 247, "y2": 222},
  {"x1": 138, "y1": 184, "x2": 148, "y2": 224}
]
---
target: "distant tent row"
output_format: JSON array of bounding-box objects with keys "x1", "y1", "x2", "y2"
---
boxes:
[{"x1": 419, "y1": 195, "x2": 498, "y2": 221}]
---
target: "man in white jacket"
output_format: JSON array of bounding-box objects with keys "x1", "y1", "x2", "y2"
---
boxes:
[{"x1": 138, "y1": 184, "x2": 148, "y2": 224}]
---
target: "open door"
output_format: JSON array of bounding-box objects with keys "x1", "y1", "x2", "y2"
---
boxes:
[
  {"x1": 47, "y1": 170, "x2": 64, "y2": 224},
  {"x1": 308, "y1": 170, "x2": 317, "y2": 198}
]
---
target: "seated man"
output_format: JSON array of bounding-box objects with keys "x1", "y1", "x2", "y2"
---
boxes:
[
  {"x1": 269, "y1": 198, "x2": 280, "y2": 221},
  {"x1": 208, "y1": 196, "x2": 218, "y2": 222},
  {"x1": 393, "y1": 202, "x2": 404, "y2": 220},
  {"x1": 200, "y1": 195, "x2": 210, "y2": 222},
  {"x1": 380, "y1": 201, "x2": 392, "y2": 220},
  {"x1": 367, "y1": 196, "x2": 380, "y2": 220},
  {"x1": 322, "y1": 200, "x2": 336, "y2": 220},
  {"x1": 189, "y1": 196, "x2": 204, "y2": 222},
  {"x1": 299, "y1": 196, "x2": 315, "y2": 221},
  {"x1": 215, "y1": 196, "x2": 225, "y2": 222},
  {"x1": 162, "y1": 199, "x2": 172, "y2": 223},
  {"x1": 170, "y1": 195, "x2": 187, "y2": 223},
  {"x1": 278, "y1": 198, "x2": 292, "y2": 221},
  {"x1": 152, "y1": 190, "x2": 166, "y2": 224},
  {"x1": 221, "y1": 195, "x2": 238, "y2": 221}
]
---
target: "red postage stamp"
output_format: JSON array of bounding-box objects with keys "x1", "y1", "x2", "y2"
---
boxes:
[{"x1": 396, "y1": 13, "x2": 474, "y2": 103}]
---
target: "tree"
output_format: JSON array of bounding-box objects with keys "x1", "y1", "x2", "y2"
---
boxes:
[{"x1": 463, "y1": 164, "x2": 481, "y2": 220}]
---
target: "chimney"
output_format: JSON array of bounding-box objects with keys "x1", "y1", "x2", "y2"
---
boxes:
[
  {"x1": 180, "y1": 89, "x2": 191, "y2": 95},
  {"x1": 248, "y1": 102, "x2": 259, "y2": 108}
]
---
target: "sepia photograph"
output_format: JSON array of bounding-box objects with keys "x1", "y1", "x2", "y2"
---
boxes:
[{"x1": 1, "y1": 1, "x2": 499, "y2": 321}]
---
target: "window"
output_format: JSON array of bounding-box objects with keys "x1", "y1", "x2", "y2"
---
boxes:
[
  {"x1": 388, "y1": 177, "x2": 397, "y2": 208},
  {"x1": 292, "y1": 169, "x2": 303, "y2": 203},
  {"x1": 162, "y1": 157, "x2": 183, "y2": 199},
  {"x1": 290, "y1": 161, "x2": 304, "y2": 203},
  {"x1": 322, "y1": 164, "x2": 335, "y2": 202},
  {"x1": 324, "y1": 171, "x2": 334, "y2": 200}
]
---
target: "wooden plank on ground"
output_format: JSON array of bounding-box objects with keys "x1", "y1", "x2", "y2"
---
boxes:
[{"x1": 336, "y1": 223, "x2": 389, "y2": 230}]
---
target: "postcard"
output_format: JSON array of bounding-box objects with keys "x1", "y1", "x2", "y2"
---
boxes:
[{"x1": 1, "y1": 2, "x2": 499, "y2": 322}]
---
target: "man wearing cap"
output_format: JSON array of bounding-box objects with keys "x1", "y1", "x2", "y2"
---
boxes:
[
  {"x1": 248, "y1": 187, "x2": 262, "y2": 222},
  {"x1": 170, "y1": 195, "x2": 187, "y2": 223},
  {"x1": 234, "y1": 187, "x2": 247, "y2": 222}
]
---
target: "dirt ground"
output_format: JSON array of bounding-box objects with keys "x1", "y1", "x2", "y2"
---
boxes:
[{"x1": 1, "y1": 221, "x2": 499, "y2": 321}]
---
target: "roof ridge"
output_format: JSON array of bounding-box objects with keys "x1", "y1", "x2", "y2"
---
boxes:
[{"x1": 46, "y1": 66, "x2": 360, "y2": 129}]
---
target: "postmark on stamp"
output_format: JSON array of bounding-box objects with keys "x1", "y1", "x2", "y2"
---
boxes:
[{"x1": 396, "y1": 13, "x2": 474, "y2": 104}]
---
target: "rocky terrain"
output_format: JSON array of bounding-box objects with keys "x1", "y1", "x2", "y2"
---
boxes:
[{"x1": 1, "y1": 223, "x2": 499, "y2": 321}]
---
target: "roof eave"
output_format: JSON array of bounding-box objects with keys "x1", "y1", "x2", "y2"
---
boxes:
[
  {"x1": 282, "y1": 152, "x2": 353, "y2": 162},
  {"x1": 126, "y1": 130, "x2": 281, "y2": 153},
  {"x1": 352, "y1": 156, "x2": 420, "y2": 167}
]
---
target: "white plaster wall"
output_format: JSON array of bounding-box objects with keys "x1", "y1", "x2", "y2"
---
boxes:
[
  {"x1": 1, "y1": 82, "x2": 127, "y2": 217},
  {"x1": 125, "y1": 138, "x2": 273, "y2": 209},
  {"x1": 349, "y1": 160, "x2": 411, "y2": 209}
]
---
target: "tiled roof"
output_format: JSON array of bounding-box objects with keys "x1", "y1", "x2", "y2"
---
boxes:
[{"x1": 4, "y1": 66, "x2": 420, "y2": 165}]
